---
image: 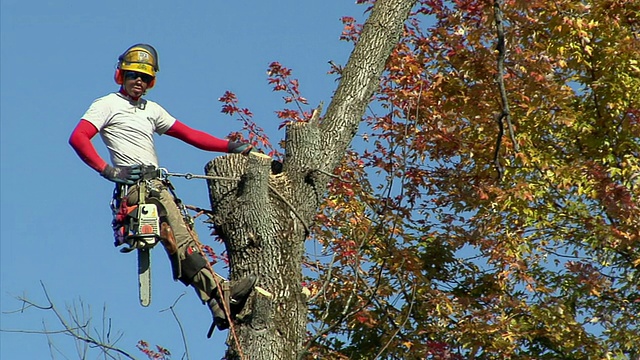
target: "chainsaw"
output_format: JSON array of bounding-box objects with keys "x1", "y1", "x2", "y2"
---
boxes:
[{"x1": 113, "y1": 179, "x2": 160, "y2": 307}]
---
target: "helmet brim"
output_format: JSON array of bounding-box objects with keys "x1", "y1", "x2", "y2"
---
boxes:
[{"x1": 119, "y1": 62, "x2": 156, "y2": 77}]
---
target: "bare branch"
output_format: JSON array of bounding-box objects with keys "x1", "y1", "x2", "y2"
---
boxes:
[
  {"x1": 1, "y1": 281, "x2": 136, "y2": 359},
  {"x1": 160, "y1": 293, "x2": 191, "y2": 360}
]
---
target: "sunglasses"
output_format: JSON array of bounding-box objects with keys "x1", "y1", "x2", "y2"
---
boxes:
[{"x1": 123, "y1": 71, "x2": 154, "y2": 83}]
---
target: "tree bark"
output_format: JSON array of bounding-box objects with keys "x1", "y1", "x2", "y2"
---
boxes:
[{"x1": 205, "y1": 0, "x2": 416, "y2": 358}]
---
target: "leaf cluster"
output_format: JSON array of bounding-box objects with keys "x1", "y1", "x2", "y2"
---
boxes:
[{"x1": 303, "y1": 0, "x2": 640, "y2": 358}]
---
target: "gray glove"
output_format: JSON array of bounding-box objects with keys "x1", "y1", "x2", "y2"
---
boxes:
[
  {"x1": 100, "y1": 164, "x2": 142, "y2": 185},
  {"x1": 228, "y1": 142, "x2": 254, "y2": 155}
]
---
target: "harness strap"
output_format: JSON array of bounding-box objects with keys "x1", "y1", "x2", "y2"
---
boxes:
[{"x1": 140, "y1": 166, "x2": 164, "y2": 181}]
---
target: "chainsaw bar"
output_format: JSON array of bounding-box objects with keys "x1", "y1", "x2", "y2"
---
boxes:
[{"x1": 138, "y1": 248, "x2": 152, "y2": 307}]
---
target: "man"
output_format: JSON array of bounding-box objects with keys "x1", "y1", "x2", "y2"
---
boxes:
[{"x1": 69, "y1": 43, "x2": 256, "y2": 335}]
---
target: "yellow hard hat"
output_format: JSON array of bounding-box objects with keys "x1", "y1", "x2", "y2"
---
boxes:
[{"x1": 117, "y1": 44, "x2": 159, "y2": 77}]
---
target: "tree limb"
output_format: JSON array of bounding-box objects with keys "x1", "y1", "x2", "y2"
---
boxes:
[{"x1": 493, "y1": 0, "x2": 519, "y2": 180}]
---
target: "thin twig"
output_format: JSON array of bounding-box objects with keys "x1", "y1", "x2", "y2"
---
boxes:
[
  {"x1": 306, "y1": 251, "x2": 339, "y2": 304},
  {"x1": 493, "y1": 0, "x2": 519, "y2": 180},
  {"x1": 309, "y1": 168, "x2": 354, "y2": 183},
  {"x1": 1, "y1": 282, "x2": 136, "y2": 359},
  {"x1": 160, "y1": 293, "x2": 191, "y2": 360},
  {"x1": 373, "y1": 284, "x2": 417, "y2": 359}
]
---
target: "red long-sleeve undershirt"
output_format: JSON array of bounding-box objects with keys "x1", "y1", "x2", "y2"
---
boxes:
[
  {"x1": 68, "y1": 119, "x2": 230, "y2": 173},
  {"x1": 164, "y1": 120, "x2": 229, "y2": 153},
  {"x1": 69, "y1": 120, "x2": 107, "y2": 172}
]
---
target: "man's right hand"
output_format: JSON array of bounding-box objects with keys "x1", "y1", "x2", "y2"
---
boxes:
[{"x1": 100, "y1": 164, "x2": 142, "y2": 185}]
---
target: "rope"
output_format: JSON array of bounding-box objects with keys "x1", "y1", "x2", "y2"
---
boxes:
[
  {"x1": 163, "y1": 171, "x2": 239, "y2": 182},
  {"x1": 164, "y1": 177, "x2": 246, "y2": 359},
  {"x1": 164, "y1": 169, "x2": 311, "y2": 236},
  {"x1": 186, "y1": 226, "x2": 246, "y2": 360}
]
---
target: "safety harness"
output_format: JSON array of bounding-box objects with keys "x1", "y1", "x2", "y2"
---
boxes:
[
  {"x1": 110, "y1": 166, "x2": 208, "y2": 283},
  {"x1": 110, "y1": 166, "x2": 189, "y2": 252}
]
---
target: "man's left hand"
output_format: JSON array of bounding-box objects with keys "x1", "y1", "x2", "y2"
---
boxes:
[{"x1": 228, "y1": 142, "x2": 254, "y2": 155}]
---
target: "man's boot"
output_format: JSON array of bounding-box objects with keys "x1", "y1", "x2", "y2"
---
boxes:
[
  {"x1": 229, "y1": 274, "x2": 257, "y2": 306},
  {"x1": 206, "y1": 274, "x2": 258, "y2": 337},
  {"x1": 207, "y1": 297, "x2": 230, "y2": 335}
]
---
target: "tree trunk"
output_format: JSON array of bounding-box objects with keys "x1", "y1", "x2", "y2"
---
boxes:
[{"x1": 205, "y1": 0, "x2": 416, "y2": 359}]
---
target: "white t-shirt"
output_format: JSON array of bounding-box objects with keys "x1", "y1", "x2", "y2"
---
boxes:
[{"x1": 82, "y1": 92, "x2": 176, "y2": 167}]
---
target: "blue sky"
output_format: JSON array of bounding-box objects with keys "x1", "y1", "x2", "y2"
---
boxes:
[{"x1": 0, "y1": 1, "x2": 366, "y2": 358}]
